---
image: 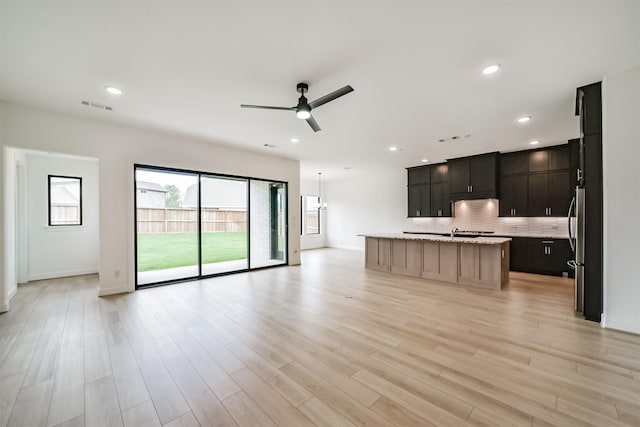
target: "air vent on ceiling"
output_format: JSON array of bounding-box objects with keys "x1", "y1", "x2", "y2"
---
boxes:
[
  {"x1": 263, "y1": 143, "x2": 277, "y2": 148},
  {"x1": 81, "y1": 100, "x2": 113, "y2": 111},
  {"x1": 437, "y1": 134, "x2": 471, "y2": 142}
]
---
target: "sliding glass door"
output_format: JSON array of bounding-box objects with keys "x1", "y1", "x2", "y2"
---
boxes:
[
  {"x1": 200, "y1": 175, "x2": 248, "y2": 275},
  {"x1": 135, "y1": 165, "x2": 287, "y2": 288},
  {"x1": 250, "y1": 181, "x2": 287, "y2": 268},
  {"x1": 135, "y1": 168, "x2": 199, "y2": 285}
]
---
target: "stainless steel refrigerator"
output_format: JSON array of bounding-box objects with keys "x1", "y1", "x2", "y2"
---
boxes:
[{"x1": 568, "y1": 187, "x2": 585, "y2": 312}]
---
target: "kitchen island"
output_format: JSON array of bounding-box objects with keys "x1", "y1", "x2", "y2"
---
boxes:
[{"x1": 364, "y1": 233, "x2": 511, "y2": 290}]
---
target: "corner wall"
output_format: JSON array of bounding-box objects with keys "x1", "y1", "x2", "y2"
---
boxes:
[
  {"x1": 602, "y1": 66, "x2": 640, "y2": 334},
  {"x1": 1, "y1": 102, "x2": 300, "y2": 303}
]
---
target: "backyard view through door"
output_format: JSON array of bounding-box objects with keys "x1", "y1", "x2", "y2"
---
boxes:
[{"x1": 135, "y1": 165, "x2": 286, "y2": 287}]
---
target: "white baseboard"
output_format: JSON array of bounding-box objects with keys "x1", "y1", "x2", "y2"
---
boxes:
[
  {"x1": 28, "y1": 268, "x2": 98, "y2": 282},
  {"x1": 98, "y1": 285, "x2": 133, "y2": 297},
  {"x1": 8, "y1": 286, "x2": 17, "y2": 301},
  {"x1": 327, "y1": 244, "x2": 365, "y2": 252},
  {"x1": 605, "y1": 318, "x2": 640, "y2": 335},
  {"x1": 0, "y1": 301, "x2": 9, "y2": 313}
]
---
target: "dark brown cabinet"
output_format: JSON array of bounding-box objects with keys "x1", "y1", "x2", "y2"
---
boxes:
[
  {"x1": 526, "y1": 238, "x2": 573, "y2": 277},
  {"x1": 499, "y1": 144, "x2": 572, "y2": 217},
  {"x1": 407, "y1": 163, "x2": 450, "y2": 217},
  {"x1": 527, "y1": 171, "x2": 571, "y2": 217},
  {"x1": 499, "y1": 175, "x2": 528, "y2": 217},
  {"x1": 506, "y1": 236, "x2": 573, "y2": 277},
  {"x1": 529, "y1": 145, "x2": 570, "y2": 172},
  {"x1": 408, "y1": 183, "x2": 430, "y2": 217},
  {"x1": 407, "y1": 167, "x2": 429, "y2": 186},
  {"x1": 448, "y1": 153, "x2": 498, "y2": 200},
  {"x1": 509, "y1": 237, "x2": 529, "y2": 272},
  {"x1": 430, "y1": 182, "x2": 451, "y2": 217}
]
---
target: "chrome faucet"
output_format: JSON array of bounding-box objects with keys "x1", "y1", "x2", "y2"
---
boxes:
[{"x1": 451, "y1": 227, "x2": 459, "y2": 239}]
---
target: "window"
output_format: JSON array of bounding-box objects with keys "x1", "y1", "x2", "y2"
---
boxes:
[
  {"x1": 303, "y1": 195, "x2": 320, "y2": 235},
  {"x1": 48, "y1": 175, "x2": 82, "y2": 226}
]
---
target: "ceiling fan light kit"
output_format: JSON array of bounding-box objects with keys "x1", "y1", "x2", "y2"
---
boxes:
[{"x1": 241, "y1": 82, "x2": 354, "y2": 132}]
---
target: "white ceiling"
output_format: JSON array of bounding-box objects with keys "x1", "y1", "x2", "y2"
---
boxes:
[{"x1": 2, "y1": 1, "x2": 639, "y2": 181}]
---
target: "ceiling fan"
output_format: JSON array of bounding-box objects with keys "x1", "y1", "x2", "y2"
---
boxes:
[{"x1": 241, "y1": 82, "x2": 354, "y2": 132}]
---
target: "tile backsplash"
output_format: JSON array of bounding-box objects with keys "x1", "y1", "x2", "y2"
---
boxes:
[{"x1": 405, "y1": 199, "x2": 569, "y2": 238}]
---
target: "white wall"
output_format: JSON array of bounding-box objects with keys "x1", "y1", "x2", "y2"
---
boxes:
[
  {"x1": 3, "y1": 147, "x2": 18, "y2": 310},
  {"x1": 300, "y1": 178, "x2": 326, "y2": 250},
  {"x1": 602, "y1": 66, "x2": 640, "y2": 334},
  {"x1": 25, "y1": 152, "x2": 100, "y2": 281},
  {"x1": 326, "y1": 169, "x2": 406, "y2": 250},
  {"x1": 1, "y1": 102, "x2": 300, "y2": 305}
]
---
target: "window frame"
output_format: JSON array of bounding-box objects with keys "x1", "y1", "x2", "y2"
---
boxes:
[
  {"x1": 48, "y1": 175, "x2": 83, "y2": 226},
  {"x1": 302, "y1": 194, "x2": 320, "y2": 236}
]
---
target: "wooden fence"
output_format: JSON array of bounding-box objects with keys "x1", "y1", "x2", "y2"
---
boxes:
[{"x1": 136, "y1": 208, "x2": 247, "y2": 233}]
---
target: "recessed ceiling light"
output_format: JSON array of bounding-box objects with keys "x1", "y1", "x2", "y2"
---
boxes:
[
  {"x1": 482, "y1": 64, "x2": 501, "y2": 75},
  {"x1": 104, "y1": 86, "x2": 122, "y2": 95},
  {"x1": 529, "y1": 140, "x2": 540, "y2": 145},
  {"x1": 421, "y1": 158, "x2": 429, "y2": 163},
  {"x1": 290, "y1": 138, "x2": 299, "y2": 143},
  {"x1": 517, "y1": 116, "x2": 531, "y2": 123},
  {"x1": 389, "y1": 146, "x2": 399, "y2": 152}
]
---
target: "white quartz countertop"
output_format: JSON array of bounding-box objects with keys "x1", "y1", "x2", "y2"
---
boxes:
[{"x1": 363, "y1": 233, "x2": 511, "y2": 245}]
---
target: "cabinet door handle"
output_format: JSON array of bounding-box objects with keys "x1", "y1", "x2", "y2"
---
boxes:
[
  {"x1": 549, "y1": 207, "x2": 552, "y2": 216},
  {"x1": 417, "y1": 210, "x2": 420, "y2": 216},
  {"x1": 470, "y1": 185, "x2": 473, "y2": 192}
]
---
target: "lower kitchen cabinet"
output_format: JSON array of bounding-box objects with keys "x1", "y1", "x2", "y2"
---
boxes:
[{"x1": 507, "y1": 237, "x2": 573, "y2": 278}]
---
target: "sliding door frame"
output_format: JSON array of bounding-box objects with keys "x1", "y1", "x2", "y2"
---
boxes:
[{"x1": 134, "y1": 163, "x2": 288, "y2": 290}]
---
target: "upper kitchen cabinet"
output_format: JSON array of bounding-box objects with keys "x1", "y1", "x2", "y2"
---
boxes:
[
  {"x1": 408, "y1": 183, "x2": 430, "y2": 217},
  {"x1": 407, "y1": 166, "x2": 430, "y2": 185},
  {"x1": 528, "y1": 171, "x2": 571, "y2": 217},
  {"x1": 430, "y1": 163, "x2": 448, "y2": 183},
  {"x1": 499, "y1": 175, "x2": 528, "y2": 217},
  {"x1": 448, "y1": 153, "x2": 498, "y2": 200},
  {"x1": 528, "y1": 145, "x2": 570, "y2": 173},
  {"x1": 407, "y1": 163, "x2": 451, "y2": 217},
  {"x1": 499, "y1": 151, "x2": 529, "y2": 176},
  {"x1": 498, "y1": 143, "x2": 573, "y2": 217}
]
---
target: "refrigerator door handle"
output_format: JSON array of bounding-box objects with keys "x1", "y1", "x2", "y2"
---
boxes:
[{"x1": 567, "y1": 195, "x2": 576, "y2": 252}]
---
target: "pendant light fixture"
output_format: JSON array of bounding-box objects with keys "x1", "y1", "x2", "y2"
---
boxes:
[{"x1": 317, "y1": 172, "x2": 327, "y2": 210}]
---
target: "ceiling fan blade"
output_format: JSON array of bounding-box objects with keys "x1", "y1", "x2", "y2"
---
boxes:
[
  {"x1": 240, "y1": 104, "x2": 295, "y2": 111},
  {"x1": 308, "y1": 85, "x2": 354, "y2": 109},
  {"x1": 306, "y1": 115, "x2": 321, "y2": 132}
]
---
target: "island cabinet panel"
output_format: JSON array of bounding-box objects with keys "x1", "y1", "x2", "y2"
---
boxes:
[
  {"x1": 458, "y1": 244, "x2": 480, "y2": 284},
  {"x1": 458, "y1": 243, "x2": 508, "y2": 290},
  {"x1": 439, "y1": 242, "x2": 458, "y2": 282},
  {"x1": 391, "y1": 239, "x2": 421, "y2": 277},
  {"x1": 421, "y1": 241, "x2": 457, "y2": 282},
  {"x1": 421, "y1": 241, "x2": 440, "y2": 279},
  {"x1": 365, "y1": 237, "x2": 391, "y2": 272}
]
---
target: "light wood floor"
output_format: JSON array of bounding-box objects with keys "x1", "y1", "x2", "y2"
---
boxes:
[{"x1": 1, "y1": 248, "x2": 639, "y2": 427}]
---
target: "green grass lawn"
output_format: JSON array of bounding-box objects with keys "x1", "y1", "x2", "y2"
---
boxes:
[{"x1": 137, "y1": 232, "x2": 247, "y2": 272}]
